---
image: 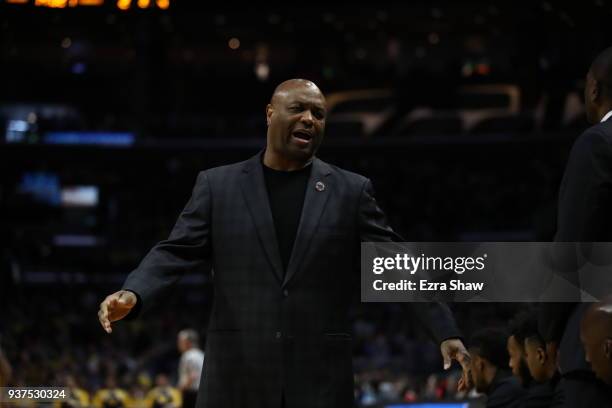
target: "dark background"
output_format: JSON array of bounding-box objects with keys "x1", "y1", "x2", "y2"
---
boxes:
[{"x1": 1, "y1": 0, "x2": 610, "y2": 405}]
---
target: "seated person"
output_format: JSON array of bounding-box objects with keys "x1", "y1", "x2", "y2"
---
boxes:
[
  {"x1": 92, "y1": 375, "x2": 131, "y2": 408},
  {"x1": 580, "y1": 298, "x2": 612, "y2": 386},
  {"x1": 469, "y1": 327, "x2": 526, "y2": 408},
  {"x1": 523, "y1": 317, "x2": 561, "y2": 408},
  {"x1": 146, "y1": 373, "x2": 182, "y2": 408},
  {"x1": 508, "y1": 310, "x2": 536, "y2": 387},
  {"x1": 55, "y1": 374, "x2": 90, "y2": 408}
]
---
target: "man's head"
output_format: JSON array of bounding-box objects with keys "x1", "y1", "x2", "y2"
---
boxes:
[
  {"x1": 507, "y1": 310, "x2": 536, "y2": 386},
  {"x1": 580, "y1": 299, "x2": 612, "y2": 385},
  {"x1": 585, "y1": 46, "x2": 612, "y2": 124},
  {"x1": 264, "y1": 79, "x2": 326, "y2": 170},
  {"x1": 177, "y1": 329, "x2": 199, "y2": 354},
  {"x1": 469, "y1": 327, "x2": 510, "y2": 394},
  {"x1": 524, "y1": 333, "x2": 557, "y2": 383}
]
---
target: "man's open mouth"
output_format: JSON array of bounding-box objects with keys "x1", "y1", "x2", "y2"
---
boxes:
[{"x1": 292, "y1": 130, "x2": 313, "y2": 145}]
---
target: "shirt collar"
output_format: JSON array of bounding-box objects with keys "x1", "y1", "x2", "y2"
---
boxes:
[{"x1": 601, "y1": 110, "x2": 612, "y2": 123}]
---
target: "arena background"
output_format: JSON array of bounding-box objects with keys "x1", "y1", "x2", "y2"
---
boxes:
[{"x1": 1, "y1": 1, "x2": 611, "y2": 406}]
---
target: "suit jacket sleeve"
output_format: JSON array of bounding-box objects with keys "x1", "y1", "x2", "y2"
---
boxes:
[
  {"x1": 357, "y1": 178, "x2": 462, "y2": 344},
  {"x1": 540, "y1": 130, "x2": 612, "y2": 344},
  {"x1": 555, "y1": 129, "x2": 612, "y2": 241},
  {"x1": 122, "y1": 171, "x2": 212, "y2": 317}
]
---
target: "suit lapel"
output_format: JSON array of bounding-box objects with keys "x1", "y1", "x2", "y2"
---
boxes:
[
  {"x1": 283, "y1": 158, "x2": 332, "y2": 288},
  {"x1": 239, "y1": 153, "x2": 284, "y2": 284}
]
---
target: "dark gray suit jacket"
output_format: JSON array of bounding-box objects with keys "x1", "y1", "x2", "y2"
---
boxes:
[
  {"x1": 122, "y1": 152, "x2": 460, "y2": 408},
  {"x1": 539, "y1": 118, "x2": 612, "y2": 407}
]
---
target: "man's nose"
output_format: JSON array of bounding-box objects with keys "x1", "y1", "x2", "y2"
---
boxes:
[{"x1": 300, "y1": 110, "x2": 314, "y2": 125}]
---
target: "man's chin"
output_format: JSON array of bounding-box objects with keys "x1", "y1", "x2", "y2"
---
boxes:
[{"x1": 287, "y1": 146, "x2": 316, "y2": 162}]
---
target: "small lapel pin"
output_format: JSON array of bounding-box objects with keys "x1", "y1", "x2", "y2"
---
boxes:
[{"x1": 315, "y1": 181, "x2": 325, "y2": 192}]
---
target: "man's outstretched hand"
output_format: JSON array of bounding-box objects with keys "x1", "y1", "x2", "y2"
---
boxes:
[
  {"x1": 440, "y1": 338, "x2": 472, "y2": 392},
  {"x1": 98, "y1": 290, "x2": 137, "y2": 334}
]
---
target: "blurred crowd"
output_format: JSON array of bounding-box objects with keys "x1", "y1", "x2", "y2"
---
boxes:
[{"x1": 0, "y1": 284, "x2": 531, "y2": 407}]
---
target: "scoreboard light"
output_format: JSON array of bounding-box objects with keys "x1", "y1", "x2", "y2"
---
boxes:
[{"x1": 5, "y1": 0, "x2": 171, "y2": 8}]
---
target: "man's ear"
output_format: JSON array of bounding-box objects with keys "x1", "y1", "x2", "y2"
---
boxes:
[
  {"x1": 266, "y1": 104, "x2": 273, "y2": 127},
  {"x1": 537, "y1": 346, "x2": 547, "y2": 365},
  {"x1": 591, "y1": 77, "x2": 601, "y2": 103}
]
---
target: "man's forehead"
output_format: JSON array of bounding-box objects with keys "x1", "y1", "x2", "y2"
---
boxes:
[
  {"x1": 273, "y1": 82, "x2": 325, "y2": 106},
  {"x1": 285, "y1": 91, "x2": 326, "y2": 105},
  {"x1": 280, "y1": 86, "x2": 323, "y2": 98}
]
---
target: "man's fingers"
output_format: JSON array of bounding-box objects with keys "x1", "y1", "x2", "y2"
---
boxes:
[
  {"x1": 98, "y1": 308, "x2": 111, "y2": 333},
  {"x1": 460, "y1": 369, "x2": 472, "y2": 391},
  {"x1": 457, "y1": 350, "x2": 471, "y2": 370},
  {"x1": 458, "y1": 376, "x2": 466, "y2": 391},
  {"x1": 458, "y1": 356, "x2": 472, "y2": 391},
  {"x1": 98, "y1": 298, "x2": 113, "y2": 334},
  {"x1": 456, "y1": 350, "x2": 472, "y2": 387},
  {"x1": 442, "y1": 351, "x2": 452, "y2": 370}
]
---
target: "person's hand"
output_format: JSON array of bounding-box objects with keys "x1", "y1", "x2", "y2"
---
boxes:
[
  {"x1": 98, "y1": 290, "x2": 137, "y2": 334},
  {"x1": 440, "y1": 338, "x2": 472, "y2": 392}
]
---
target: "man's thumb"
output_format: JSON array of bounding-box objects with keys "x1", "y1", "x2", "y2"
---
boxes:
[
  {"x1": 118, "y1": 292, "x2": 132, "y2": 306},
  {"x1": 443, "y1": 354, "x2": 451, "y2": 370}
]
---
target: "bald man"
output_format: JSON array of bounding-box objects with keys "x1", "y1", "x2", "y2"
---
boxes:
[
  {"x1": 539, "y1": 46, "x2": 612, "y2": 408},
  {"x1": 581, "y1": 299, "x2": 612, "y2": 386},
  {"x1": 98, "y1": 79, "x2": 470, "y2": 408}
]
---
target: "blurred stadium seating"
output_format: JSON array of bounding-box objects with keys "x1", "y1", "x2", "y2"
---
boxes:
[{"x1": 1, "y1": 1, "x2": 610, "y2": 405}]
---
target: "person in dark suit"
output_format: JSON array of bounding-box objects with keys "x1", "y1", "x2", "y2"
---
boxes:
[
  {"x1": 97, "y1": 79, "x2": 471, "y2": 408},
  {"x1": 469, "y1": 328, "x2": 526, "y2": 408},
  {"x1": 539, "y1": 46, "x2": 612, "y2": 407},
  {"x1": 580, "y1": 297, "x2": 612, "y2": 387}
]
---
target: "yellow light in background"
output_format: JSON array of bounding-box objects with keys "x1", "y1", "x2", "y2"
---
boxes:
[
  {"x1": 6, "y1": 0, "x2": 29, "y2": 4},
  {"x1": 228, "y1": 38, "x2": 240, "y2": 50},
  {"x1": 156, "y1": 0, "x2": 169, "y2": 10},
  {"x1": 78, "y1": 0, "x2": 104, "y2": 5},
  {"x1": 68, "y1": 0, "x2": 78, "y2": 6},
  {"x1": 117, "y1": 0, "x2": 131, "y2": 10},
  {"x1": 38, "y1": 0, "x2": 67, "y2": 7},
  {"x1": 137, "y1": 0, "x2": 150, "y2": 8}
]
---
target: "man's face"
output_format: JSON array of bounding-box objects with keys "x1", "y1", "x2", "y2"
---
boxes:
[
  {"x1": 266, "y1": 83, "x2": 326, "y2": 162},
  {"x1": 507, "y1": 335, "x2": 530, "y2": 384},
  {"x1": 177, "y1": 336, "x2": 188, "y2": 353},
  {"x1": 524, "y1": 339, "x2": 547, "y2": 383},
  {"x1": 584, "y1": 70, "x2": 600, "y2": 124},
  {"x1": 506, "y1": 336, "x2": 523, "y2": 381},
  {"x1": 581, "y1": 324, "x2": 612, "y2": 385}
]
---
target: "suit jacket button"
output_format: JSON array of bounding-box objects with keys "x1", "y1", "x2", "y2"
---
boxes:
[
  {"x1": 283, "y1": 289, "x2": 289, "y2": 297},
  {"x1": 275, "y1": 331, "x2": 282, "y2": 339}
]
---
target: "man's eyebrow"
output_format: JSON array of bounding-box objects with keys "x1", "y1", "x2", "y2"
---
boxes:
[{"x1": 288, "y1": 97, "x2": 325, "y2": 106}]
